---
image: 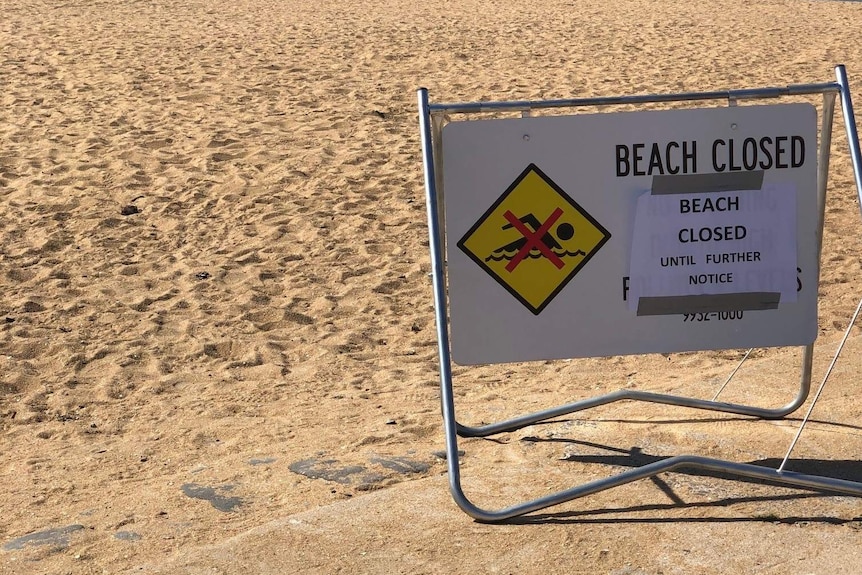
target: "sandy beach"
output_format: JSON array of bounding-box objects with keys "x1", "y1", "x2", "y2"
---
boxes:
[{"x1": 2, "y1": 0, "x2": 862, "y2": 573}]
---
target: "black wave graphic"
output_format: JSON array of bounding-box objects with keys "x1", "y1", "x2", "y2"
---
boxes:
[{"x1": 485, "y1": 249, "x2": 586, "y2": 262}]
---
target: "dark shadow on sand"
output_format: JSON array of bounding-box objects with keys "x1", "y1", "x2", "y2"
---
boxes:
[{"x1": 504, "y1": 437, "x2": 862, "y2": 525}]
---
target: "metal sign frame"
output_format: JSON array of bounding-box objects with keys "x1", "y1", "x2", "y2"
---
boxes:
[{"x1": 417, "y1": 65, "x2": 862, "y2": 522}]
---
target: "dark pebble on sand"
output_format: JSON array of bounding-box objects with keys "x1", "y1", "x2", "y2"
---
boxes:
[
  {"x1": 3, "y1": 525, "x2": 85, "y2": 551},
  {"x1": 181, "y1": 483, "x2": 243, "y2": 512}
]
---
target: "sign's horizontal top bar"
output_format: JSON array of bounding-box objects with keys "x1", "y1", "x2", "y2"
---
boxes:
[{"x1": 428, "y1": 82, "x2": 840, "y2": 115}]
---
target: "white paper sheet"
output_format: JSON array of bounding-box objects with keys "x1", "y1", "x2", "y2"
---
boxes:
[{"x1": 628, "y1": 184, "x2": 798, "y2": 311}]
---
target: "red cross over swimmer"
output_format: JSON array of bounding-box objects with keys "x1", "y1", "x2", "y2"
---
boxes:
[{"x1": 502, "y1": 208, "x2": 567, "y2": 272}]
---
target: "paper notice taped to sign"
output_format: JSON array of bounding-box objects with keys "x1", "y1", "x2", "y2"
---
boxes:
[{"x1": 628, "y1": 183, "x2": 797, "y2": 315}]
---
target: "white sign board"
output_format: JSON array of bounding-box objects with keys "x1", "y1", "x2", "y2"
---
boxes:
[{"x1": 443, "y1": 104, "x2": 819, "y2": 365}]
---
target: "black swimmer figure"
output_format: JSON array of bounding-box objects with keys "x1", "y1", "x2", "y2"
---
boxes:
[{"x1": 489, "y1": 213, "x2": 575, "y2": 257}]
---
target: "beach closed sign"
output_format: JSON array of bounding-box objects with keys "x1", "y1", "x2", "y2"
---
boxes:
[{"x1": 443, "y1": 103, "x2": 818, "y2": 365}]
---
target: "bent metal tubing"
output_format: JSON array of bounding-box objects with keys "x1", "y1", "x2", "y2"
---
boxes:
[
  {"x1": 455, "y1": 358, "x2": 811, "y2": 438},
  {"x1": 450, "y1": 455, "x2": 862, "y2": 523}
]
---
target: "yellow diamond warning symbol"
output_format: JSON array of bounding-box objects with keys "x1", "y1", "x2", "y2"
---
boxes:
[{"x1": 457, "y1": 164, "x2": 611, "y2": 315}]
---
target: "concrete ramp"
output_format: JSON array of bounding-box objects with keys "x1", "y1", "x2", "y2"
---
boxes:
[
  {"x1": 139, "y1": 338, "x2": 862, "y2": 574},
  {"x1": 138, "y1": 472, "x2": 862, "y2": 575}
]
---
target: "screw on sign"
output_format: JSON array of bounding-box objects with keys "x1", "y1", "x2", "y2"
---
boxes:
[{"x1": 457, "y1": 164, "x2": 611, "y2": 315}]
